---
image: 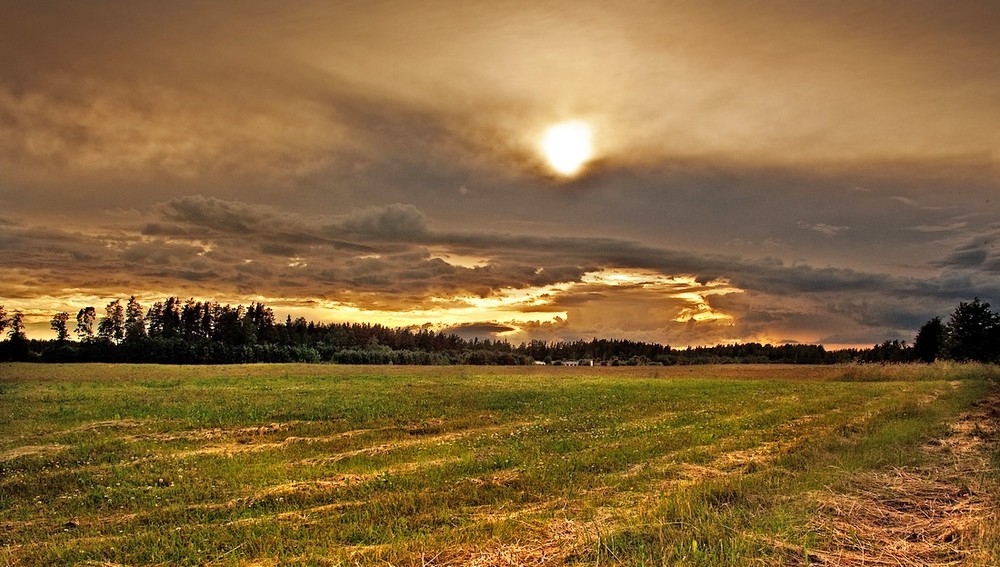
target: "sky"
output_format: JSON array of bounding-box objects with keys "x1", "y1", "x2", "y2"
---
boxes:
[{"x1": 1, "y1": 0, "x2": 998, "y2": 347}]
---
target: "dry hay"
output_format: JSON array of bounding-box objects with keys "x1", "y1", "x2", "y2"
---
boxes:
[
  {"x1": 244, "y1": 473, "x2": 372, "y2": 503},
  {"x1": 69, "y1": 418, "x2": 148, "y2": 433},
  {"x1": 240, "y1": 457, "x2": 463, "y2": 507},
  {"x1": 295, "y1": 422, "x2": 533, "y2": 466},
  {"x1": 172, "y1": 425, "x2": 395, "y2": 458},
  {"x1": 799, "y1": 388, "x2": 1000, "y2": 566},
  {"x1": 463, "y1": 468, "x2": 522, "y2": 488},
  {"x1": 224, "y1": 500, "x2": 363, "y2": 527},
  {"x1": 168, "y1": 419, "x2": 532, "y2": 465},
  {"x1": 423, "y1": 518, "x2": 591, "y2": 567},
  {"x1": 0, "y1": 444, "x2": 68, "y2": 462},
  {"x1": 231, "y1": 456, "x2": 463, "y2": 524},
  {"x1": 672, "y1": 462, "x2": 725, "y2": 483},
  {"x1": 711, "y1": 440, "x2": 790, "y2": 472},
  {"x1": 805, "y1": 469, "x2": 984, "y2": 565},
  {"x1": 137, "y1": 420, "x2": 321, "y2": 444}
]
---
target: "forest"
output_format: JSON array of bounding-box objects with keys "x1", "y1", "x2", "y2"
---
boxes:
[{"x1": 0, "y1": 297, "x2": 996, "y2": 365}]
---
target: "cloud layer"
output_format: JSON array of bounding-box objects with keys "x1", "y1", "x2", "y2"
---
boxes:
[
  {"x1": 2, "y1": 1, "x2": 998, "y2": 344},
  {"x1": 2, "y1": 196, "x2": 998, "y2": 346}
]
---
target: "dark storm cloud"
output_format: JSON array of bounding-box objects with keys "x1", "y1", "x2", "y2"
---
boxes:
[
  {"x1": 109, "y1": 197, "x2": 1000, "y2": 314},
  {"x1": 157, "y1": 196, "x2": 429, "y2": 243},
  {"x1": 260, "y1": 243, "x2": 299, "y2": 257},
  {"x1": 6, "y1": 196, "x2": 997, "y2": 346},
  {"x1": 940, "y1": 244, "x2": 991, "y2": 270},
  {"x1": 425, "y1": 228, "x2": 929, "y2": 303},
  {"x1": 929, "y1": 226, "x2": 1000, "y2": 278},
  {"x1": 119, "y1": 241, "x2": 208, "y2": 266},
  {"x1": 141, "y1": 223, "x2": 214, "y2": 238},
  {"x1": 443, "y1": 323, "x2": 518, "y2": 340},
  {"x1": 338, "y1": 205, "x2": 429, "y2": 240}
]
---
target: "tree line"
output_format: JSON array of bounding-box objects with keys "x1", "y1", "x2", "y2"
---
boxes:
[
  {"x1": 0, "y1": 297, "x2": 526, "y2": 364},
  {"x1": 0, "y1": 297, "x2": 997, "y2": 365},
  {"x1": 859, "y1": 298, "x2": 1000, "y2": 364}
]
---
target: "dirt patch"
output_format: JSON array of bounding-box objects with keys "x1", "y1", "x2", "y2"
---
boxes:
[
  {"x1": 802, "y1": 387, "x2": 1000, "y2": 566},
  {"x1": 0, "y1": 444, "x2": 68, "y2": 462}
]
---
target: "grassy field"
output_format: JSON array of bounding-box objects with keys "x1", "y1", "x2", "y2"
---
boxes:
[{"x1": 1, "y1": 363, "x2": 998, "y2": 566}]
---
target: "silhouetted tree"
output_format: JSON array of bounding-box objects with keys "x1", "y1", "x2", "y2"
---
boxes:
[
  {"x1": 212, "y1": 304, "x2": 245, "y2": 344},
  {"x1": 162, "y1": 297, "x2": 182, "y2": 338},
  {"x1": 4, "y1": 293, "x2": 919, "y2": 365},
  {"x1": 98, "y1": 299, "x2": 125, "y2": 344},
  {"x1": 2, "y1": 310, "x2": 30, "y2": 361},
  {"x1": 124, "y1": 296, "x2": 146, "y2": 342},
  {"x1": 945, "y1": 298, "x2": 997, "y2": 362},
  {"x1": 201, "y1": 301, "x2": 217, "y2": 339},
  {"x1": 0, "y1": 305, "x2": 7, "y2": 335},
  {"x1": 181, "y1": 299, "x2": 204, "y2": 339},
  {"x1": 245, "y1": 302, "x2": 276, "y2": 343},
  {"x1": 76, "y1": 307, "x2": 97, "y2": 341},
  {"x1": 913, "y1": 317, "x2": 945, "y2": 363},
  {"x1": 50, "y1": 312, "x2": 70, "y2": 342},
  {"x1": 7, "y1": 311, "x2": 26, "y2": 341},
  {"x1": 861, "y1": 340, "x2": 913, "y2": 363},
  {"x1": 146, "y1": 301, "x2": 164, "y2": 337}
]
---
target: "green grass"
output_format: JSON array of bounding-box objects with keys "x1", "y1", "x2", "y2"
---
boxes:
[{"x1": 1, "y1": 363, "x2": 997, "y2": 565}]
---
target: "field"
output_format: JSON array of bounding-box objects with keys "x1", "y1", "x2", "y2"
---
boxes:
[{"x1": 1, "y1": 363, "x2": 998, "y2": 566}]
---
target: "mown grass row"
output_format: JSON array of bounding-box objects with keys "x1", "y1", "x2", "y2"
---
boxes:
[{"x1": 1, "y1": 363, "x2": 997, "y2": 565}]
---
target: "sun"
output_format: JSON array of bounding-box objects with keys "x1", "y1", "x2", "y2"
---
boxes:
[{"x1": 541, "y1": 121, "x2": 593, "y2": 176}]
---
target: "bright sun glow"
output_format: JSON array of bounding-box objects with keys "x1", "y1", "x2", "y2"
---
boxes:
[{"x1": 541, "y1": 121, "x2": 593, "y2": 176}]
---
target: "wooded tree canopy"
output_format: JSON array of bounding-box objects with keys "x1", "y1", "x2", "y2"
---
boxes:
[{"x1": 0, "y1": 297, "x2": 996, "y2": 365}]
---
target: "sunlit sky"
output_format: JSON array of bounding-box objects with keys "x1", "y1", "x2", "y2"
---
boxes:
[{"x1": 2, "y1": 1, "x2": 998, "y2": 347}]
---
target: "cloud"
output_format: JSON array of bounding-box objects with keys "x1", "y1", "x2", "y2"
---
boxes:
[
  {"x1": 3, "y1": 2, "x2": 998, "y2": 199},
  {"x1": 0, "y1": 81, "x2": 342, "y2": 183},
  {"x1": 908, "y1": 221, "x2": 969, "y2": 233},
  {"x1": 931, "y1": 227, "x2": 1000, "y2": 276},
  {"x1": 135, "y1": 198, "x2": 1000, "y2": 313},
  {"x1": 156, "y1": 196, "x2": 428, "y2": 243},
  {"x1": 156, "y1": 196, "x2": 312, "y2": 234},
  {"x1": 890, "y1": 195, "x2": 945, "y2": 210},
  {"x1": 4, "y1": 197, "x2": 997, "y2": 345},
  {"x1": 796, "y1": 221, "x2": 850, "y2": 237},
  {"x1": 3, "y1": 1, "x2": 999, "y2": 347},
  {"x1": 338, "y1": 204, "x2": 429, "y2": 240},
  {"x1": 442, "y1": 322, "x2": 518, "y2": 340},
  {"x1": 727, "y1": 237, "x2": 784, "y2": 250}
]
